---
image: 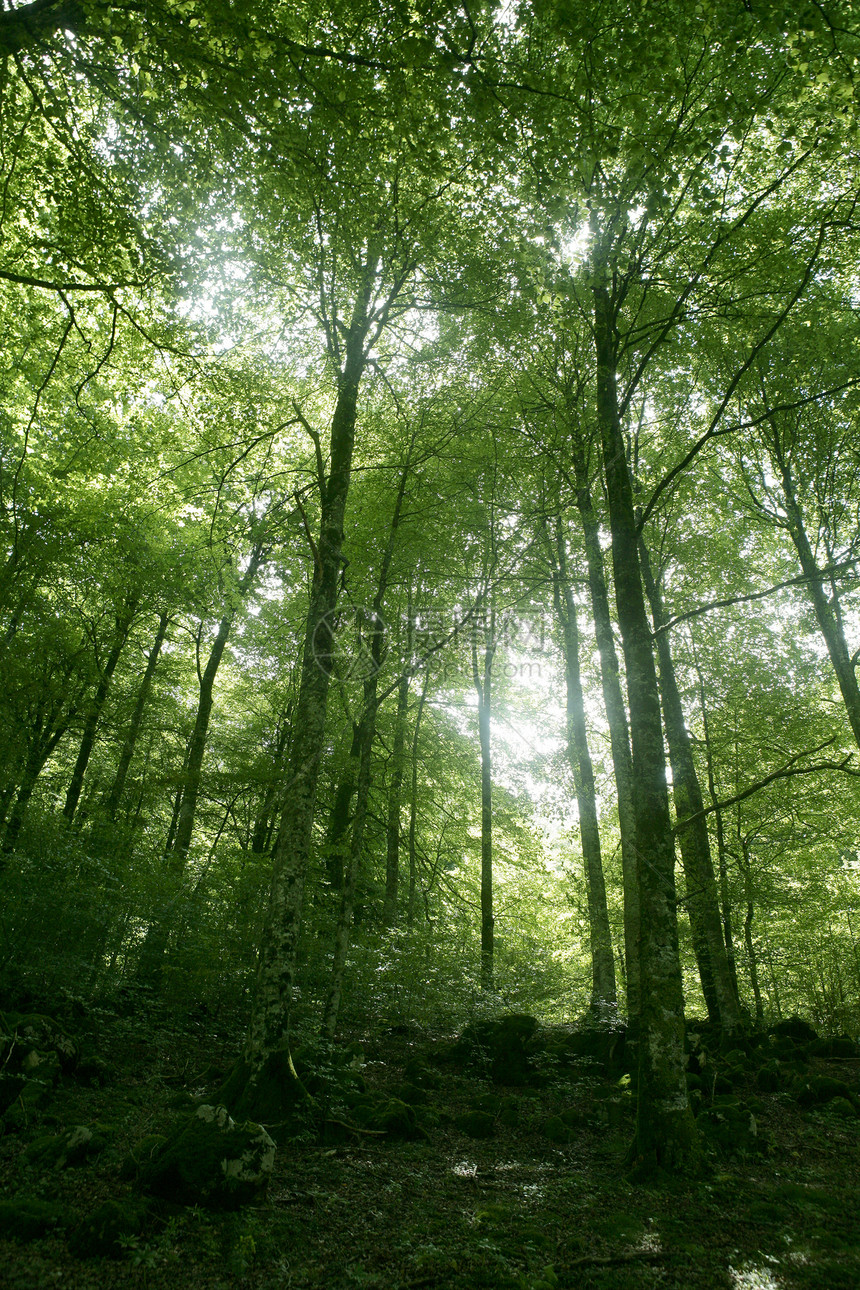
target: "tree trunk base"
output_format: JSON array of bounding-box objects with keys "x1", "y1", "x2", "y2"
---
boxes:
[
  {"x1": 627, "y1": 1102, "x2": 701, "y2": 1179},
  {"x1": 218, "y1": 1048, "x2": 312, "y2": 1132}
]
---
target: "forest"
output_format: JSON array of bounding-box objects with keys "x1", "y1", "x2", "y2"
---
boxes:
[{"x1": 1, "y1": 0, "x2": 860, "y2": 1286}]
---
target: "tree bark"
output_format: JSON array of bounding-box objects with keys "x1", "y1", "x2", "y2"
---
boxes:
[
  {"x1": 571, "y1": 442, "x2": 641, "y2": 1037},
  {"x1": 593, "y1": 279, "x2": 698, "y2": 1170},
  {"x1": 549, "y1": 516, "x2": 617, "y2": 1016},
  {"x1": 639, "y1": 542, "x2": 742, "y2": 1034},
  {"x1": 63, "y1": 595, "x2": 139, "y2": 824},
  {"x1": 777, "y1": 457, "x2": 860, "y2": 748},
  {"x1": 472, "y1": 606, "x2": 496, "y2": 993},
  {"x1": 170, "y1": 544, "x2": 265, "y2": 863},
  {"x1": 102, "y1": 611, "x2": 169, "y2": 822},
  {"x1": 407, "y1": 668, "x2": 429, "y2": 927},
  {"x1": 232, "y1": 255, "x2": 395, "y2": 1112},
  {"x1": 382, "y1": 673, "x2": 410, "y2": 927}
]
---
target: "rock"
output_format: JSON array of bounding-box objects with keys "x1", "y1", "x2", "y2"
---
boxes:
[
  {"x1": 119, "y1": 1133, "x2": 169, "y2": 1181},
  {"x1": 138, "y1": 1104, "x2": 275, "y2": 1208},
  {"x1": 351, "y1": 1095, "x2": 428, "y2": 1140},
  {"x1": 541, "y1": 1115, "x2": 572, "y2": 1144},
  {"x1": 700, "y1": 1098, "x2": 765, "y2": 1155},
  {"x1": 13, "y1": 1015, "x2": 78, "y2": 1072},
  {"x1": 771, "y1": 1017, "x2": 819, "y2": 1046},
  {"x1": 69, "y1": 1198, "x2": 149, "y2": 1259},
  {"x1": 809, "y1": 1036, "x2": 860, "y2": 1060},
  {"x1": 562, "y1": 1027, "x2": 627, "y2": 1075},
  {"x1": 24, "y1": 1124, "x2": 110, "y2": 1169},
  {"x1": 756, "y1": 1061, "x2": 781, "y2": 1093},
  {"x1": 499, "y1": 1097, "x2": 520, "y2": 1127},
  {"x1": 456, "y1": 1110, "x2": 496, "y2": 1139},
  {"x1": 827, "y1": 1097, "x2": 858, "y2": 1119},
  {"x1": 2, "y1": 1073, "x2": 55, "y2": 1131},
  {"x1": 0, "y1": 1197, "x2": 69, "y2": 1242},
  {"x1": 796, "y1": 1076, "x2": 858, "y2": 1110},
  {"x1": 403, "y1": 1056, "x2": 441, "y2": 1089},
  {"x1": 451, "y1": 1014, "x2": 543, "y2": 1086}
]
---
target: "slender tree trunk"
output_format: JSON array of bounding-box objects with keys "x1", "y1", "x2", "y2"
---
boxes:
[
  {"x1": 321, "y1": 706, "x2": 375, "y2": 1040},
  {"x1": 324, "y1": 723, "x2": 361, "y2": 889},
  {"x1": 3, "y1": 714, "x2": 74, "y2": 853},
  {"x1": 250, "y1": 714, "x2": 291, "y2": 855},
  {"x1": 232, "y1": 262, "x2": 396, "y2": 1113},
  {"x1": 63, "y1": 597, "x2": 139, "y2": 824},
  {"x1": 171, "y1": 546, "x2": 265, "y2": 863},
  {"x1": 382, "y1": 673, "x2": 410, "y2": 927},
  {"x1": 472, "y1": 608, "x2": 496, "y2": 993},
  {"x1": 639, "y1": 542, "x2": 742, "y2": 1034},
  {"x1": 571, "y1": 443, "x2": 641, "y2": 1037},
  {"x1": 102, "y1": 611, "x2": 169, "y2": 821},
  {"x1": 777, "y1": 458, "x2": 860, "y2": 747},
  {"x1": 407, "y1": 668, "x2": 429, "y2": 927},
  {"x1": 549, "y1": 517, "x2": 616, "y2": 1016},
  {"x1": 593, "y1": 279, "x2": 697, "y2": 1170},
  {"x1": 691, "y1": 645, "x2": 740, "y2": 999}
]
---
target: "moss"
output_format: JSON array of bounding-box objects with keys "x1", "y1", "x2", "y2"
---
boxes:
[
  {"x1": 119, "y1": 1133, "x2": 169, "y2": 1181},
  {"x1": 68, "y1": 1198, "x2": 149, "y2": 1259},
  {"x1": 455, "y1": 1109, "x2": 496, "y2": 1139},
  {"x1": 138, "y1": 1104, "x2": 276, "y2": 1209},
  {"x1": 541, "y1": 1115, "x2": 572, "y2": 1143},
  {"x1": 24, "y1": 1124, "x2": 110, "y2": 1169},
  {"x1": 796, "y1": 1076, "x2": 857, "y2": 1110},
  {"x1": 0, "y1": 1197, "x2": 69, "y2": 1242}
]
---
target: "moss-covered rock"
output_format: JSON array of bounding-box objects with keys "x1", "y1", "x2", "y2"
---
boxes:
[
  {"x1": 13, "y1": 1014, "x2": 78, "y2": 1072},
  {"x1": 541, "y1": 1115, "x2": 572, "y2": 1144},
  {"x1": 119, "y1": 1133, "x2": 169, "y2": 1181},
  {"x1": 68, "y1": 1198, "x2": 150, "y2": 1259},
  {"x1": 796, "y1": 1076, "x2": 859, "y2": 1111},
  {"x1": 351, "y1": 1095, "x2": 428, "y2": 1140},
  {"x1": 403, "y1": 1056, "x2": 441, "y2": 1089},
  {"x1": 700, "y1": 1098, "x2": 766, "y2": 1155},
  {"x1": 771, "y1": 1017, "x2": 819, "y2": 1046},
  {"x1": 0, "y1": 1197, "x2": 69, "y2": 1242},
  {"x1": 2, "y1": 1072, "x2": 55, "y2": 1131},
  {"x1": 24, "y1": 1123, "x2": 110, "y2": 1169},
  {"x1": 499, "y1": 1097, "x2": 520, "y2": 1127},
  {"x1": 138, "y1": 1104, "x2": 276, "y2": 1209},
  {"x1": 455, "y1": 1109, "x2": 496, "y2": 1139},
  {"x1": 809, "y1": 1036, "x2": 860, "y2": 1061},
  {"x1": 756, "y1": 1061, "x2": 782, "y2": 1093}
]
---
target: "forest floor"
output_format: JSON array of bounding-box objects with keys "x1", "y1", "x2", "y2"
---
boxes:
[{"x1": 1, "y1": 996, "x2": 859, "y2": 1290}]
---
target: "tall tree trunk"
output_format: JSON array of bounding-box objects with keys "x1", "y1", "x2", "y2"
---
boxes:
[
  {"x1": 63, "y1": 596, "x2": 139, "y2": 824},
  {"x1": 472, "y1": 606, "x2": 496, "y2": 993},
  {"x1": 250, "y1": 713, "x2": 291, "y2": 855},
  {"x1": 776, "y1": 456, "x2": 860, "y2": 747},
  {"x1": 382, "y1": 673, "x2": 410, "y2": 927},
  {"x1": 691, "y1": 643, "x2": 740, "y2": 999},
  {"x1": 171, "y1": 545, "x2": 265, "y2": 863},
  {"x1": 138, "y1": 547, "x2": 265, "y2": 983},
  {"x1": 593, "y1": 279, "x2": 697, "y2": 1170},
  {"x1": 232, "y1": 259, "x2": 398, "y2": 1114},
  {"x1": 3, "y1": 713, "x2": 74, "y2": 853},
  {"x1": 738, "y1": 840, "x2": 764, "y2": 1026},
  {"x1": 324, "y1": 722, "x2": 361, "y2": 889},
  {"x1": 407, "y1": 668, "x2": 429, "y2": 927},
  {"x1": 639, "y1": 541, "x2": 742, "y2": 1034},
  {"x1": 102, "y1": 611, "x2": 169, "y2": 822},
  {"x1": 548, "y1": 517, "x2": 616, "y2": 1016},
  {"x1": 321, "y1": 705, "x2": 376, "y2": 1040},
  {"x1": 571, "y1": 442, "x2": 641, "y2": 1038}
]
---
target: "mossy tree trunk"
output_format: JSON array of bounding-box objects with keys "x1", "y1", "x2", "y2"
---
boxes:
[{"x1": 593, "y1": 278, "x2": 698, "y2": 1171}]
